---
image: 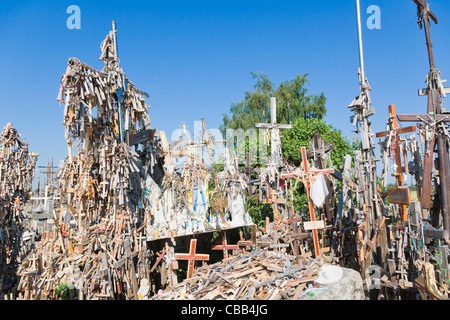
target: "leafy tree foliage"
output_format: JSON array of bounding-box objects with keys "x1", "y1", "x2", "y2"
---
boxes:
[
  {"x1": 281, "y1": 117, "x2": 355, "y2": 170},
  {"x1": 219, "y1": 72, "x2": 355, "y2": 223},
  {"x1": 220, "y1": 72, "x2": 327, "y2": 135}
]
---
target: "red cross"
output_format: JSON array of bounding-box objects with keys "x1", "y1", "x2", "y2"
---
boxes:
[
  {"x1": 211, "y1": 231, "x2": 239, "y2": 259},
  {"x1": 175, "y1": 239, "x2": 209, "y2": 279}
]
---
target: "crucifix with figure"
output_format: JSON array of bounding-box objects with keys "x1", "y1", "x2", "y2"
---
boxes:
[{"x1": 397, "y1": 0, "x2": 450, "y2": 236}]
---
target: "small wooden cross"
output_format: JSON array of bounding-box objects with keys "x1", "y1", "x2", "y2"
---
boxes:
[
  {"x1": 211, "y1": 231, "x2": 239, "y2": 260},
  {"x1": 263, "y1": 189, "x2": 286, "y2": 220},
  {"x1": 237, "y1": 229, "x2": 252, "y2": 254},
  {"x1": 150, "y1": 248, "x2": 167, "y2": 273},
  {"x1": 175, "y1": 238, "x2": 209, "y2": 279}
]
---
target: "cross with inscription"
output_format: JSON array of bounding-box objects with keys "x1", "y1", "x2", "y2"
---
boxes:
[
  {"x1": 175, "y1": 238, "x2": 210, "y2": 279},
  {"x1": 397, "y1": 0, "x2": 450, "y2": 235}
]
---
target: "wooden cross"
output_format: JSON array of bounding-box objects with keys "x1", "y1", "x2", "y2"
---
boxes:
[
  {"x1": 245, "y1": 151, "x2": 257, "y2": 199},
  {"x1": 306, "y1": 131, "x2": 337, "y2": 222},
  {"x1": 376, "y1": 105, "x2": 416, "y2": 221},
  {"x1": 413, "y1": 0, "x2": 438, "y2": 69},
  {"x1": 280, "y1": 146, "x2": 335, "y2": 258},
  {"x1": 263, "y1": 189, "x2": 286, "y2": 220},
  {"x1": 38, "y1": 158, "x2": 58, "y2": 190},
  {"x1": 397, "y1": 1, "x2": 450, "y2": 237},
  {"x1": 255, "y1": 97, "x2": 292, "y2": 166},
  {"x1": 150, "y1": 248, "x2": 167, "y2": 273},
  {"x1": 237, "y1": 229, "x2": 252, "y2": 254},
  {"x1": 211, "y1": 231, "x2": 239, "y2": 259},
  {"x1": 175, "y1": 238, "x2": 209, "y2": 279}
]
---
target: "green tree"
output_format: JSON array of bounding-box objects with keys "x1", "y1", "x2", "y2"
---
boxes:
[
  {"x1": 220, "y1": 72, "x2": 326, "y2": 136},
  {"x1": 219, "y1": 72, "x2": 354, "y2": 224},
  {"x1": 281, "y1": 117, "x2": 355, "y2": 170},
  {"x1": 281, "y1": 117, "x2": 356, "y2": 213}
]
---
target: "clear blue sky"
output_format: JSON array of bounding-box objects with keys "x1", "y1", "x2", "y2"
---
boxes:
[{"x1": 1, "y1": 0, "x2": 450, "y2": 184}]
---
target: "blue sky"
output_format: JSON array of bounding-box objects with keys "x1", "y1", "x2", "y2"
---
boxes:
[{"x1": 1, "y1": 0, "x2": 450, "y2": 185}]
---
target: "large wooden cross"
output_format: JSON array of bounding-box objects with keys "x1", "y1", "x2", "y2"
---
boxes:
[
  {"x1": 376, "y1": 105, "x2": 416, "y2": 221},
  {"x1": 397, "y1": 1, "x2": 450, "y2": 236},
  {"x1": 306, "y1": 131, "x2": 336, "y2": 222},
  {"x1": 255, "y1": 97, "x2": 292, "y2": 166},
  {"x1": 175, "y1": 238, "x2": 209, "y2": 279},
  {"x1": 281, "y1": 146, "x2": 334, "y2": 257}
]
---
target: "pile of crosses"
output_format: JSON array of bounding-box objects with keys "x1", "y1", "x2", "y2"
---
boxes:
[
  {"x1": 8, "y1": 22, "x2": 254, "y2": 300},
  {"x1": 0, "y1": 123, "x2": 39, "y2": 296},
  {"x1": 5, "y1": 0, "x2": 450, "y2": 301}
]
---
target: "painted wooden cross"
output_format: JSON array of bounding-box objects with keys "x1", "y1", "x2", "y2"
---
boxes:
[
  {"x1": 255, "y1": 97, "x2": 292, "y2": 166},
  {"x1": 397, "y1": 0, "x2": 450, "y2": 238},
  {"x1": 280, "y1": 146, "x2": 335, "y2": 257},
  {"x1": 376, "y1": 104, "x2": 416, "y2": 221},
  {"x1": 175, "y1": 238, "x2": 209, "y2": 279},
  {"x1": 211, "y1": 231, "x2": 239, "y2": 259}
]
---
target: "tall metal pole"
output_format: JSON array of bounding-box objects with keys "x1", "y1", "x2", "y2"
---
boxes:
[
  {"x1": 112, "y1": 20, "x2": 119, "y2": 60},
  {"x1": 356, "y1": 0, "x2": 366, "y2": 88}
]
